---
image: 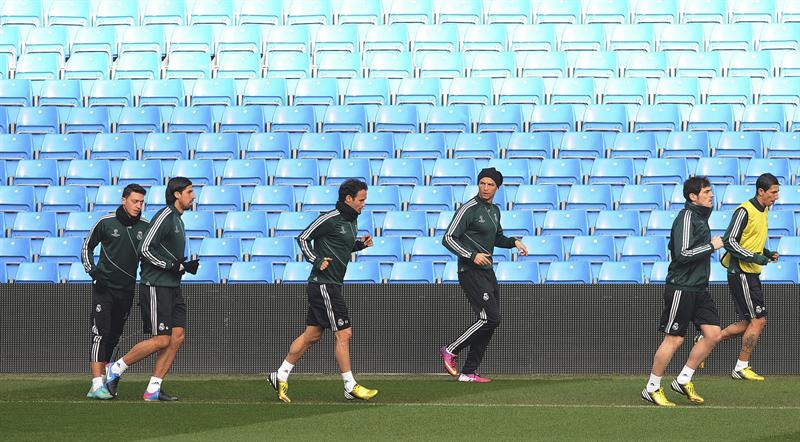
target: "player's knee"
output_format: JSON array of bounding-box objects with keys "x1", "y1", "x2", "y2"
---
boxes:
[
  {"x1": 704, "y1": 330, "x2": 722, "y2": 345},
  {"x1": 752, "y1": 316, "x2": 767, "y2": 328},
  {"x1": 664, "y1": 335, "x2": 684, "y2": 348},
  {"x1": 335, "y1": 328, "x2": 352, "y2": 342},
  {"x1": 152, "y1": 335, "x2": 171, "y2": 350},
  {"x1": 170, "y1": 329, "x2": 185, "y2": 347}
]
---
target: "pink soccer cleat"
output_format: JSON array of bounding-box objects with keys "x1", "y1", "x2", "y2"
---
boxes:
[{"x1": 439, "y1": 346, "x2": 458, "y2": 377}]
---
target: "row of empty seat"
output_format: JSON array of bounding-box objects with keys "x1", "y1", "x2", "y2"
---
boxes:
[
  {"x1": 6, "y1": 259, "x2": 800, "y2": 285},
  {"x1": 6, "y1": 0, "x2": 800, "y2": 28}
]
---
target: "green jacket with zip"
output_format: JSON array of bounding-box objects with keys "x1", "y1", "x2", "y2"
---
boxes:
[
  {"x1": 298, "y1": 203, "x2": 367, "y2": 285},
  {"x1": 82, "y1": 207, "x2": 150, "y2": 290},
  {"x1": 666, "y1": 202, "x2": 715, "y2": 291},
  {"x1": 442, "y1": 195, "x2": 517, "y2": 272},
  {"x1": 139, "y1": 204, "x2": 187, "y2": 288}
]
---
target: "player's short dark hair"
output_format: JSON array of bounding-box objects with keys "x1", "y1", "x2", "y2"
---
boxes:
[
  {"x1": 166, "y1": 177, "x2": 193, "y2": 204},
  {"x1": 122, "y1": 183, "x2": 146, "y2": 198},
  {"x1": 338, "y1": 179, "x2": 368, "y2": 202},
  {"x1": 755, "y1": 173, "x2": 779, "y2": 192},
  {"x1": 683, "y1": 176, "x2": 712, "y2": 202}
]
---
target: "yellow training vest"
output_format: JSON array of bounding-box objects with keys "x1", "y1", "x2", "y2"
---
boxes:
[{"x1": 722, "y1": 200, "x2": 768, "y2": 274}]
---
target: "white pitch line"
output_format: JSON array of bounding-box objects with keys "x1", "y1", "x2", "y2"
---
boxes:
[{"x1": 2, "y1": 400, "x2": 799, "y2": 411}]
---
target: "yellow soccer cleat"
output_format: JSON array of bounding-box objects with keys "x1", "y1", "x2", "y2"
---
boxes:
[
  {"x1": 670, "y1": 379, "x2": 704, "y2": 405},
  {"x1": 344, "y1": 384, "x2": 378, "y2": 401},
  {"x1": 641, "y1": 387, "x2": 676, "y2": 407},
  {"x1": 732, "y1": 366, "x2": 765, "y2": 381},
  {"x1": 268, "y1": 372, "x2": 291, "y2": 403}
]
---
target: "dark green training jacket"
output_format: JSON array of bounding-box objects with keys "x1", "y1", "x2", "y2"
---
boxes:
[
  {"x1": 298, "y1": 201, "x2": 367, "y2": 285},
  {"x1": 666, "y1": 203, "x2": 715, "y2": 291},
  {"x1": 82, "y1": 206, "x2": 150, "y2": 290},
  {"x1": 139, "y1": 204, "x2": 187, "y2": 288},
  {"x1": 442, "y1": 195, "x2": 517, "y2": 271}
]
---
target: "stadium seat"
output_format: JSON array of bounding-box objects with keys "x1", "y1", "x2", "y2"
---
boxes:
[
  {"x1": 715, "y1": 132, "x2": 763, "y2": 160},
  {"x1": 11, "y1": 159, "x2": 58, "y2": 190},
  {"x1": 273, "y1": 159, "x2": 319, "y2": 186},
  {"x1": 594, "y1": 210, "x2": 641, "y2": 237},
  {"x1": 119, "y1": 26, "x2": 167, "y2": 57},
  {"x1": 517, "y1": 235, "x2": 564, "y2": 263},
  {"x1": 222, "y1": 211, "x2": 268, "y2": 253},
  {"x1": 511, "y1": 184, "x2": 560, "y2": 213},
  {"x1": 565, "y1": 185, "x2": 614, "y2": 211},
  {"x1": 545, "y1": 261, "x2": 592, "y2": 284},
  {"x1": 381, "y1": 211, "x2": 428, "y2": 238},
  {"x1": 193, "y1": 133, "x2": 240, "y2": 174},
  {"x1": 322, "y1": 106, "x2": 368, "y2": 133},
  {"x1": 248, "y1": 185, "x2": 295, "y2": 215},
  {"x1": 367, "y1": 52, "x2": 414, "y2": 78},
  {"x1": 273, "y1": 212, "x2": 318, "y2": 238},
  {"x1": 598, "y1": 262, "x2": 645, "y2": 284},
  {"x1": 249, "y1": 237, "x2": 297, "y2": 268},
  {"x1": 300, "y1": 185, "x2": 337, "y2": 212},
  {"x1": 708, "y1": 210, "x2": 733, "y2": 237},
  {"x1": 91, "y1": 186, "x2": 123, "y2": 213},
  {"x1": 695, "y1": 157, "x2": 740, "y2": 185},
  {"x1": 541, "y1": 210, "x2": 589, "y2": 237},
  {"x1": 190, "y1": 0, "x2": 234, "y2": 26},
  {"x1": 377, "y1": 158, "x2": 425, "y2": 186},
  {"x1": 739, "y1": 105, "x2": 786, "y2": 132},
  {"x1": 487, "y1": 159, "x2": 530, "y2": 187},
  {"x1": 142, "y1": 133, "x2": 189, "y2": 164},
  {"x1": 38, "y1": 237, "x2": 82, "y2": 265},
  {"x1": 720, "y1": 185, "x2": 756, "y2": 210},
  {"x1": 0, "y1": 237, "x2": 32, "y2": 271},
  {"x1": 529, "y1": 105, "x2": 575, "y2": 132},
  {"x1": 731, "y1": 1, "x2": 776, "y2": 24},
  {"x1": 618, "y1": 185, "x2": 665, "y2": 211},
  {"x1": 505, "y1": 132, "x2": 553, "y2": 160},
  {"x1": 410, "y1": 237, "x2": 452, "y2": 263},
  {"x1": 11, "y1": 211, "x2": 57, "y2": 245},
  {"x1": 64, "y1": 107, "x2": 111, "y2": 135},
  {"x1": 424, "y1": 105, "x2": 470, "y2": 134},
  {"x1": 487, "y1": 0, "x2": 531, "y2": 25},
  {"x1": 238, "y1": 0, "x2": 282, "y2": 25},
  {"x1": 663, "y1": 131, "x2": 710, "y2": 162},
  {"x1": 170, "y1": 160, "x2": 215, "y2": 187},
  {"x1": 113, "y1": 53, "x2": 161, "y2": 81},
  {"x1": 67, "y1": 262, "x2": 91, "y2": 283},
  {"x1": 244, "y1": 133, "x2": 291, "y2": 164},
  {"x1": 588, "y1": 159, "x2": 636, "y2": 186},
  {"x1": 640, "y1": 158, "x2": 689, "y2": 185},
  {"x1": 358, "y1": 235, "x2": 404, "y2": 265},
  {"x1": 535, "y1": 159, "x2": 583, "y2": 185},
  {"x1": 182, "y1": 211, "x2": 216, "y2": 251},
  {"x1": 181, "y1": 262, "x2": 221, "y2": 284},
  {"x1": 324, "y1": 159, "x2": 371, "y2": 187},
  {"x1": 621, "y1": 52, "x2": 668, "y2": 80},
  {"x1": 196, "y1": 186, "x2": 243, "y2": 224},
  {"x1": 336, "y1": 0, "x2": 381, "y2": 25},
  {"x1": 758, "y1": 77, "x2": 800, "y2": 108},
  {"x1": 645, "y1": 210, "x2": 679, "y2": 236},
  {"x1": 407, "y1": 186, "x2": 454, "y2": 212},
  {"x1": 744, "y1": 159, "x2": 790, "y2": 185},
  {"x1": 620, "y1": 236, "x2": 669, "y2": 262},
  {"x1": 197, "y1": 238, "x2": 242, "y2": 272},
  {"x1": 388, "y1": 261, "x2": 436, "y2": 283},
  {"x1": 569, "y1": 235, "x2": 616, "y2": 266},
  {"x1": 220, "y1": 159, "x2": 268, "y2": 192},
  {"x1": 430, "y1": 159, "x2": 476, "y2": 186},
  {"x1": 453, "y1": 133, "x2": 500, "y2": 159},
  {"x1": 767, "y1": 211, "x2": 796, "y2": 238},
  {"x1": 117, "y1": 160, "x2": 163, "y2": 188},
  {"x1": 537, "y1": 0, "x2": 581, "y2": 24},
  {"x1": 760, "y1": 263, "x2": 799, "y2": 284},
  {"x1": 496, "y1": 262, "x2": 540, "y2": 284},
  {"x1": 495, "y1": 209, "x2": 533, "y2": 237},
  {"x1": 550, "y1": 78, "x2": 596, "y2": 107},
  {"x1": 39, "y1": 134, "x2": 86, "y2": 164},
  {"x1": 571, "y1": 51, "x2": 619, "y2": 79},
  {"x1": 343, "y1": 78, "x2": 390, "y2": 107},
  {"x1": 40, "y1": 185, "x2": 87, "y2": 217},
  {"x1": 138, "y1": 79, "x2": 185, "y2": 107},
  {"x1": 279, "y1": 262, "x2": 313, "y2": 283},
  {"x1": 649, "y1": 261, "x2": 670, "y2": 283},
  {"x1": 12, "y1": 262, "x2": 59, "y2": 283},
  {"x1": 344, "y1": 262, "x2": 382, "y2": 284},
  {"x1": 582, "y1": 105, "x2": 629, "y2": 133},
  {"x1": 15, "y1": 107, "x2": 60, "y2": 140}
]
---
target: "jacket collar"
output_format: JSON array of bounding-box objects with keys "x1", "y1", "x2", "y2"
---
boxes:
[
  {"x1": 685, "y1": 202, "x2": 712, "y2": 220},
  {"x1": 335, "y1": 201, "x2": 359, "y2": 222},
  {"x1": 474, "y1": 195, "x2": 494, "y2": 206},
  {"x1": 115, "y1": 205, "x2": 141, "y2": 227},
  {"x1": 749, "y1": 197, "x2": 766, "y2": 212}
]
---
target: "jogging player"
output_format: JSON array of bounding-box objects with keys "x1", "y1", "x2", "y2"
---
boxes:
[
  {"x1": 641, "y1": 176, "x2": 724, "y2": 407},
  {"x1": 104, "y1": 177, "x2": 199, "y2": 401},
  {"x1": 268, "y1": 179, "x2": 378, "y2": 403},
  {"x1": 439, "y1": 167, "x2": 528, "y2": 383},
  {"x1": 82, "y1": 184, "x2": 149, "y2": 399},
  {"x1": 717, "y1": 173, "x2": 779, "y2": 381}
]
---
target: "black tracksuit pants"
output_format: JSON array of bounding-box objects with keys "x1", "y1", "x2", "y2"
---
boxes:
[{"x1": 446, "y1": 268, "x2": 501, "y2": 374}]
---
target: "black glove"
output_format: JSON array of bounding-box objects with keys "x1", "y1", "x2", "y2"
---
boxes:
[
  {"x1": 170, "y1": 258, "x2": 187, "y2": 276},
  {"x1": 183, "y1": 259, "x2": 200, "y2": 275},
  {"x1": 753, "y1": 254, "x2": 770, "y2": 266}
]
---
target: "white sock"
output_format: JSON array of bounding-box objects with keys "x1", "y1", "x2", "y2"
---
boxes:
[
  {"x1": 735, "y1": 359, "x2": 749, "y2": 371},
  {"x1": 110, "y1": 359, "x2": 128, "y2": 376},
  {"x1": 146, "y1": 377, "x2": 163, "y2": 394},
  {"x1": 645, "y1": 374, "x2": 661, "y2": 393},
  {"x1": 342, "y1": 371, "x2": 357, "y2": 392},
  {"x1": 677, "y1": 366, "x2": 695, "y2": 385},
  {"x1": 91, "y1": 376, "x2": 104, "y2": 391},
  {"x1": 277, "y1": 360, "x2": 294, "y2": 382}
]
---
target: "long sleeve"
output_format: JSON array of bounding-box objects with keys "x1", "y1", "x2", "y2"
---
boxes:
[
  {"x1": 140, "y1": 208, "x2": 177, "y2": 270},
  {"x1": 722, "y1": 207, "x2": 761, "y2": 263},
  {"x1": 443, "y1": 201, "x2": 476, "y2": 260},
  {"x1": 494, "y1": 213, "x2": 517, "y2": 249},
  {"x1": 671, "y1": 210, "x2": 714, "y2": 265},
  {"x1": 82, "y1": 218, "x2": 103, "y2": 274},
  {"x1": 298, "y1": 211, "x2": 335, "y2": 268},
  {"x1": 352, "y1": 240, "x2": 367, "y2": 252}
]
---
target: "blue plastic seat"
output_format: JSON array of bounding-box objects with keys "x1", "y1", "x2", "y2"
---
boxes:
[
  {"x1": 343, "y1": 261, "x2": 382, "y2": 284},
  {"x1": 65, "y1": 160, "x2": 111, "y2": 188},
  {"x1": 11, "y1": 159, "x2": 58, "y2": 187},
  {"x1": 469, "y1": 52, "x2": 516, "y2": 79},
  {"x1": 565, "y1": 185, "x2": 614, "y2": 211},
  {"x1": 433, "y1": 210, "x2": 455, "y2": 237},
  {"x1": 519, "y1": 51, "x2": 567, "y2": 78},
  {"x1": 216, "y1": 25, "x2": 262, "y2": 54},
  {"x1": 373, "y1": 105, "x2": 419, "y2": 133},
  {"x1": 193, "y1": 133, "x2": 240, "y2": 170},
  {"x1": 758, "y1": 77, "x2": 800, "y2": 107},
  {"x1": 11, "y1": 211, "x2": 57, "y2": 241},
  {"x1": 296, "y1": 133, "x2": 343, "y2": 160},
  {"x1": 621, "y1": 236, "x2": 669, "y2": 262},
  {"x1": 222, "y1": 211, "x2": 268, "y2": 252},
  {"x1": 494, "y1": 78, "x2": 544, "y2": 110},
  {"x1": 768, "y1": 211, "x2": 796, "y2": 237},
  {"x1": 608, "y1": 24, "x2": 656, "y2": 52},
  {"x1": 322, "y1": 105, "x2": 368, "y2": 133},
  {"x1": 367, "y1": 52, "x2": 413, "y2": 79},
  {"x1": 90, "y1": 133, "x2": 136, "y2": 167},
  {"x1": 220, "y1": 159, "x2": 268, "y2": 191},
  {"x1": 622, "y1": 52, "x2": 668, "y2": 79},
  {"x1": 594, "y1": 210, "x2": 641, "y2": 237},
  {"x1": 649, "y1": 261, "x2": 670, "y2": 283},
  {"x1": 588, "y1": 158, "x2": 636, "y2": 186},
  {"x1": 516, "y1": 235, "x2": 563, "y2": 263},
  {"x1": 138, "y1": 80, "x2": 185, "y2": 107},
  {"x1": 674, "y1": 52, "x2": 722, "y2": 79},
  {"x1": 707, "y1": 24, "x2": 754, "y2": 52},
  {"x1": 776, "y1": 237, "x2": 800, "y2": 262},
  {"x1": 286, "y1": 0, "x2": 331, "y2": 26},
  {"x1": 91, "y1": 186, "x2": 123, "y2": 213},
  {"x1": 0, "y1": 186, "x2": 34, "y2": 221},
  {"x1": 640, "y1": 158, "x2": 689, "y2": 185},
  {"x1": 535, "y1": 159, "x2": 582, "y2": 185},
  {"x1": 190, "y1": 0, "x2": 234, "y2": 26},
  {"x1": 382, "y1": 210, "x2": 428, "y2": 238},
  {"x1": 399, "y1": 134, "x2": 446, "y2": 170},
  {"x1": 598, "y1": 261, "x2": 646, "y2": 284},
  {"x1": 13, "y1": 262, "x2": 59, "y2": 283},
  {"x1": 38, "y1": 237, "x2": 82, "y2": 265},
  {"x1": 324, "y1": 159, "x2": 371, "y2": 186},
  {"x1": 760, "y1": 262, "x2": 799, "y2": 284},
  {"x1": 654, "y1": 77, "x2": 700, "y2": 107},
  {"x1": 512, "y1": 184, "x2": 560, "y2": 211},
  {"x1": 570, "y1": 235, "x2": 616, "y2": 264},
  {"x1": 731, "y1": 1, "x2": 776, "y2": 24},
  {"x1": 113, "y1": 53, "x2": 161, "y2": 81},
  {"x1": 227, "y1": 262, "x2": 272, "y2": 284},
  {"x1": 744, "y1": 159, "x2": 790, "y2": 185},
  {"x1": 582, "y1": 104, "x2": 629, "y2": 133},
  {"x1": 766, "y1": 132, "x2": 800, "y2": 162},
  {"x1": 407, "y1": 186, "x2": 454, "y2": 212},
  {"x1": 529, "y1": 105, "x2": 575, "y2": 132},
  {"x1": 388, "y1": 261, "x2": 436, "y2": 283},
  {"x1": 545, "y1": 261, "x2": 592, "y2": 283},
  {"x1": 663, "y1": 131, "x2": 711, "y2": 160},
  {"x1": 726, "y1": 52, "x2": 773, "y2": 80},
  {"x1": 89, "y1": 80, "x2": 134, "y2": 108},
  {"x1": 377, "y1": 158, "x2": 425, "y2": 186},
  {"x1": 477, "y1": 106, "x2": 523, "y2": 133},
  {"x1": 65, "y1": 107, "x2": 111, "y2": 134},
  {"x1": 686, "y1": 105, "x2": 734, "y2": 132},
  {"x1": 343, "y1": 78, "x2": 390, "y2": 106},
  {"x1": 182, "y1": 211, "x2": 216, "y2": 248},
  {"x1": 486, "y1": 159, "x2": 531, "y2": 186},
  {"x1": 293, "y1": 78, "x2": 338, "y2": 107},
  {"x1": 265, "y1": 52, "x2": 311, "y2": 79},
  {"x1": 273, "y1": 212, "x2": 317, "y2": 237},
  {"x1": 361, "y1": 185, "x2": 402, "y2": 212},
  {"x1": 486, "y1": 0, "x2": 530, "y2": 24},
  {"x1": 720, "y1": 185, "x2": 756, "y2": 210},
  {"x1": 681, "y1": 0, "x2": 726, "y2": 24},
  {"x1": 279, "y1": 262, "x2": 313, "y2": 283},
  {"x1": 646, "y1": 210, "x2": 679, "y2": 236},
  {"x1": 271, "y1": 106, "x2": 316, "y2": 133},
  {"x1": 300, "y1": 185, "x2": 338, "y2": 212},
  {"x1": 245, "y1": 133, "x2": 291, "y2": 162},
  {"x1": 550, "y1": 78, "x2": 596, "y2": 107},
  {"x1": 505, "y1": 132, "x2": 552, "y2": 160},
  {"x1": 635, "y1": 0, "x2": 678, "y2": 23},
  {"x1": 241, "y1": 79, "x2": 287, "y2": 107},
  {"x1": 0, "y1": 237, "x2": 32, "y2": 268},
  {"x1": 708, "y1": 210, "x2": 733, "y2": 237},
  {"x1": 38, "y1": 134, "x2": 86, "y2": 163},
  {"x1": 410, "y1": 237, "x2": 452, "y2": 263},
  {"x1": 424, "y1": 105, "x2": 470, "y2": 134},
  {"x1": 498, "y1": 210, "x2": 535, "y2": 236},
  {"x1": 196, "y1": 186, "x2": 243, "y2": 222},
  {"x1": 336, "y1": 0, "x2": 381, "y2": 25},
  {"x1": 633, "y1": 104, "x2": 681, "y2": 132},
  {"x1": 358, "y1": 235, "x2": 404, "y2": 264},
  {"x1": 66, "y1": 262, "x2": 91, "y2": 283},
  {"x1": 189, "y1": 78, "x2": 237, "y2": 107},
  {"x1": 250, "y1": 237, "x2": 297, "y2": 266},
  {"x1": 558, "y1": 132, "x2": 604, "y2": 161},
  {"x1": 142, "y1": 133, "x2": 189, "y2": 162},
  {"x1": 706, "y1": 77, "x2": 753, "y2": 108},
  {"x1": 197, "y1": 238, "x2": 242, "y2": 268},
  {"x1": 0, "y1": 79, "x2": 32, "y2": 108},
  {"x1": 141, "y1": 0, "x2": 186, "y2": 26},
  {"x1": 15, "y1": 107, "x2": 60, "y2": 138},
  {"x1": 167, "y1": 107, "x2": 214, "y2": 135},
  {"x1": 695, "y1": 157, "x2": 740, "y2": 185},
  {"x1": 170, "y1": 160, "x2": 215, "y2": 187},
  {"x1": 119, "y1": 26, "x2": 167, "y2": 57},
  {"x1": 740, "y1": 105, "x2": 786, "y2": 132},
  {"x1": 453, "y1": 133, "x2": 500, "y2": 159},
  {"x1": 348, "y1": 133, "x2": 395, "y2": 161},
  {"x1": 541, "y1": 210, "x2": 589, "y2": 236},
  {"x1": 493, "y1": 262, "x2": 539, "y2": 284},
  {"x1": 238, "y1": 0, "x2": 282, "y2": 25},
  {"x1": 430, "y1": 159, "x2": 476, "y2": 186},
  {"x1": 38, "y1": 80, "x2": 82, "y2": 109},
  {"x1": 216, "y1": 52, "x2": 261, "y2": 79},
  {"x1": 93, "y1": 0, "x2": 138, "y2": 25},
  {"x1": 716, "y1": 132, "x2": 763, "y2": 160},
  {"x1": 317, "y1": 52, "x2": 362, "y2": 79},
  {"x1": 63, "y1": 53, "x2": 110, "y2": 81},
  {"x1": 758, "y1": 23, "x2": 800, "y2": 51},
  {"x1": 618, "y1": 184, "x2": 665, "y2": 211},
  {"x1": 658, "y1": 24, "x2": 704, "y2": 52},
  {"x1": 273, "y1": 159, "x2": 319, "y2": 186}
]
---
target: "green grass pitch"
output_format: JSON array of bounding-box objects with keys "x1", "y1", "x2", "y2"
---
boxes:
[{"x1": 2, "y1": 374, "x2": 800, "y2": 441}]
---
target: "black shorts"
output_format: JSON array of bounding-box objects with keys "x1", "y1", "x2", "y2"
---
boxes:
[
  {"x1": 306, "y1": 283, "x2": 351, "y2": 331},
  {"x1": 659, "y1": 286, "x2": 720, "y2": 336},
  {"x1": 728, "y1": 272, "x2": 767, "y2": 320},
  {"x1": 90, "y1": 282, "x2": 135, "y2": 362},
  {"x1": 139, "y1": 284, "x2": 187, "y2": 336}
]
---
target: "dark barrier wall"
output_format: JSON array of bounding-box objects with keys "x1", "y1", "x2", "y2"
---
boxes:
[{"x1": 1, "y1": 284, "x2": 798, "y2": 374}]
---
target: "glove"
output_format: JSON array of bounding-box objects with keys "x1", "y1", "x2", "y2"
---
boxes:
[
  {"x1": 753, "y1": 254, "x2": 770, "y2": 266},
  {"x1": 183, "y1": 259, "x2": 200, "y2": 275},
  {"x1": 170, "y1": 257, "x2": 187, "y2": 276}
]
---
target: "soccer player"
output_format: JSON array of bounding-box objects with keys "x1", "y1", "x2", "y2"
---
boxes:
[
  {"x1": 717, "y1": 173, "x2": 779, "y2": 381},
  {"x1": 641, "y1": 177, "x2": 724, "y2": 407},
  {"x1": 104, "y1": 177, "x2": 199, "y2": 401},
  {"x1": 439, "y1": 167, "x2": 528, "y2": 383},
  {"x1": 82, "y1": 184, "x2": 150, "y2": 400},
  {"x1": 268, "y1": 179, "x2": 378, "y2": 403}
]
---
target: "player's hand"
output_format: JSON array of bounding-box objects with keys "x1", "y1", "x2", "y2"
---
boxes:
[
  {"x1": 183, "y1": 259, "x2": 200, "y2": 275},
  {"x1": 711, "y1": 236, "x2": 724, "y2": 250},
  {"x1": 319, "y1": 257, "x2": 333, "y2": 270},
  {"x1": 515, "y1": 240, "x2": 528, "y2": 256},
  {"x1": 473, "y1": 253, "x2": 492, "y2": 266},
  {"x1": 170, "y1": 258, "x2": 187, "y2": 275},
  {"x1": 361, "y1": 235, "x2": 373, "y2": 248},
  {"x1": 770, "y1": 253, "x2": 779, "y2": 262}
]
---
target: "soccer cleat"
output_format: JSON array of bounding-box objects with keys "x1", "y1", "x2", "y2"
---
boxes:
[
  {"x1": 143, "y1": 389, "x2": 179, "y2": 402},
  {"x1": 641, "y1": 387, "x2": 676, "y2": 407},
  {"x1": 732, "y1": 366, "x2": 765, "y2": 381},
  {"x1": 670, "y1": 379, "x2": 704, "y2": 404},
  {"x1": 693, "y1": 334, "x2": 705, "y2": 369},
  {"x1": 86, "y1": 385, "x2": 113, "y2": 400},
  {"x1": 457, "y1": 373, "x2": 491, "y2": 383},
  {"x1": 344, "y1": 384, "x2": 378, "y2": 401},
  {"x1": 268, "y1": 372, "x2": 291, "y2": 403},
  {"x1": 439, "y1": 346, "x2": 458, "y2": 377},
  {"x1": 104, "y1": 363, "x2": 121, "y2": 397}
]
